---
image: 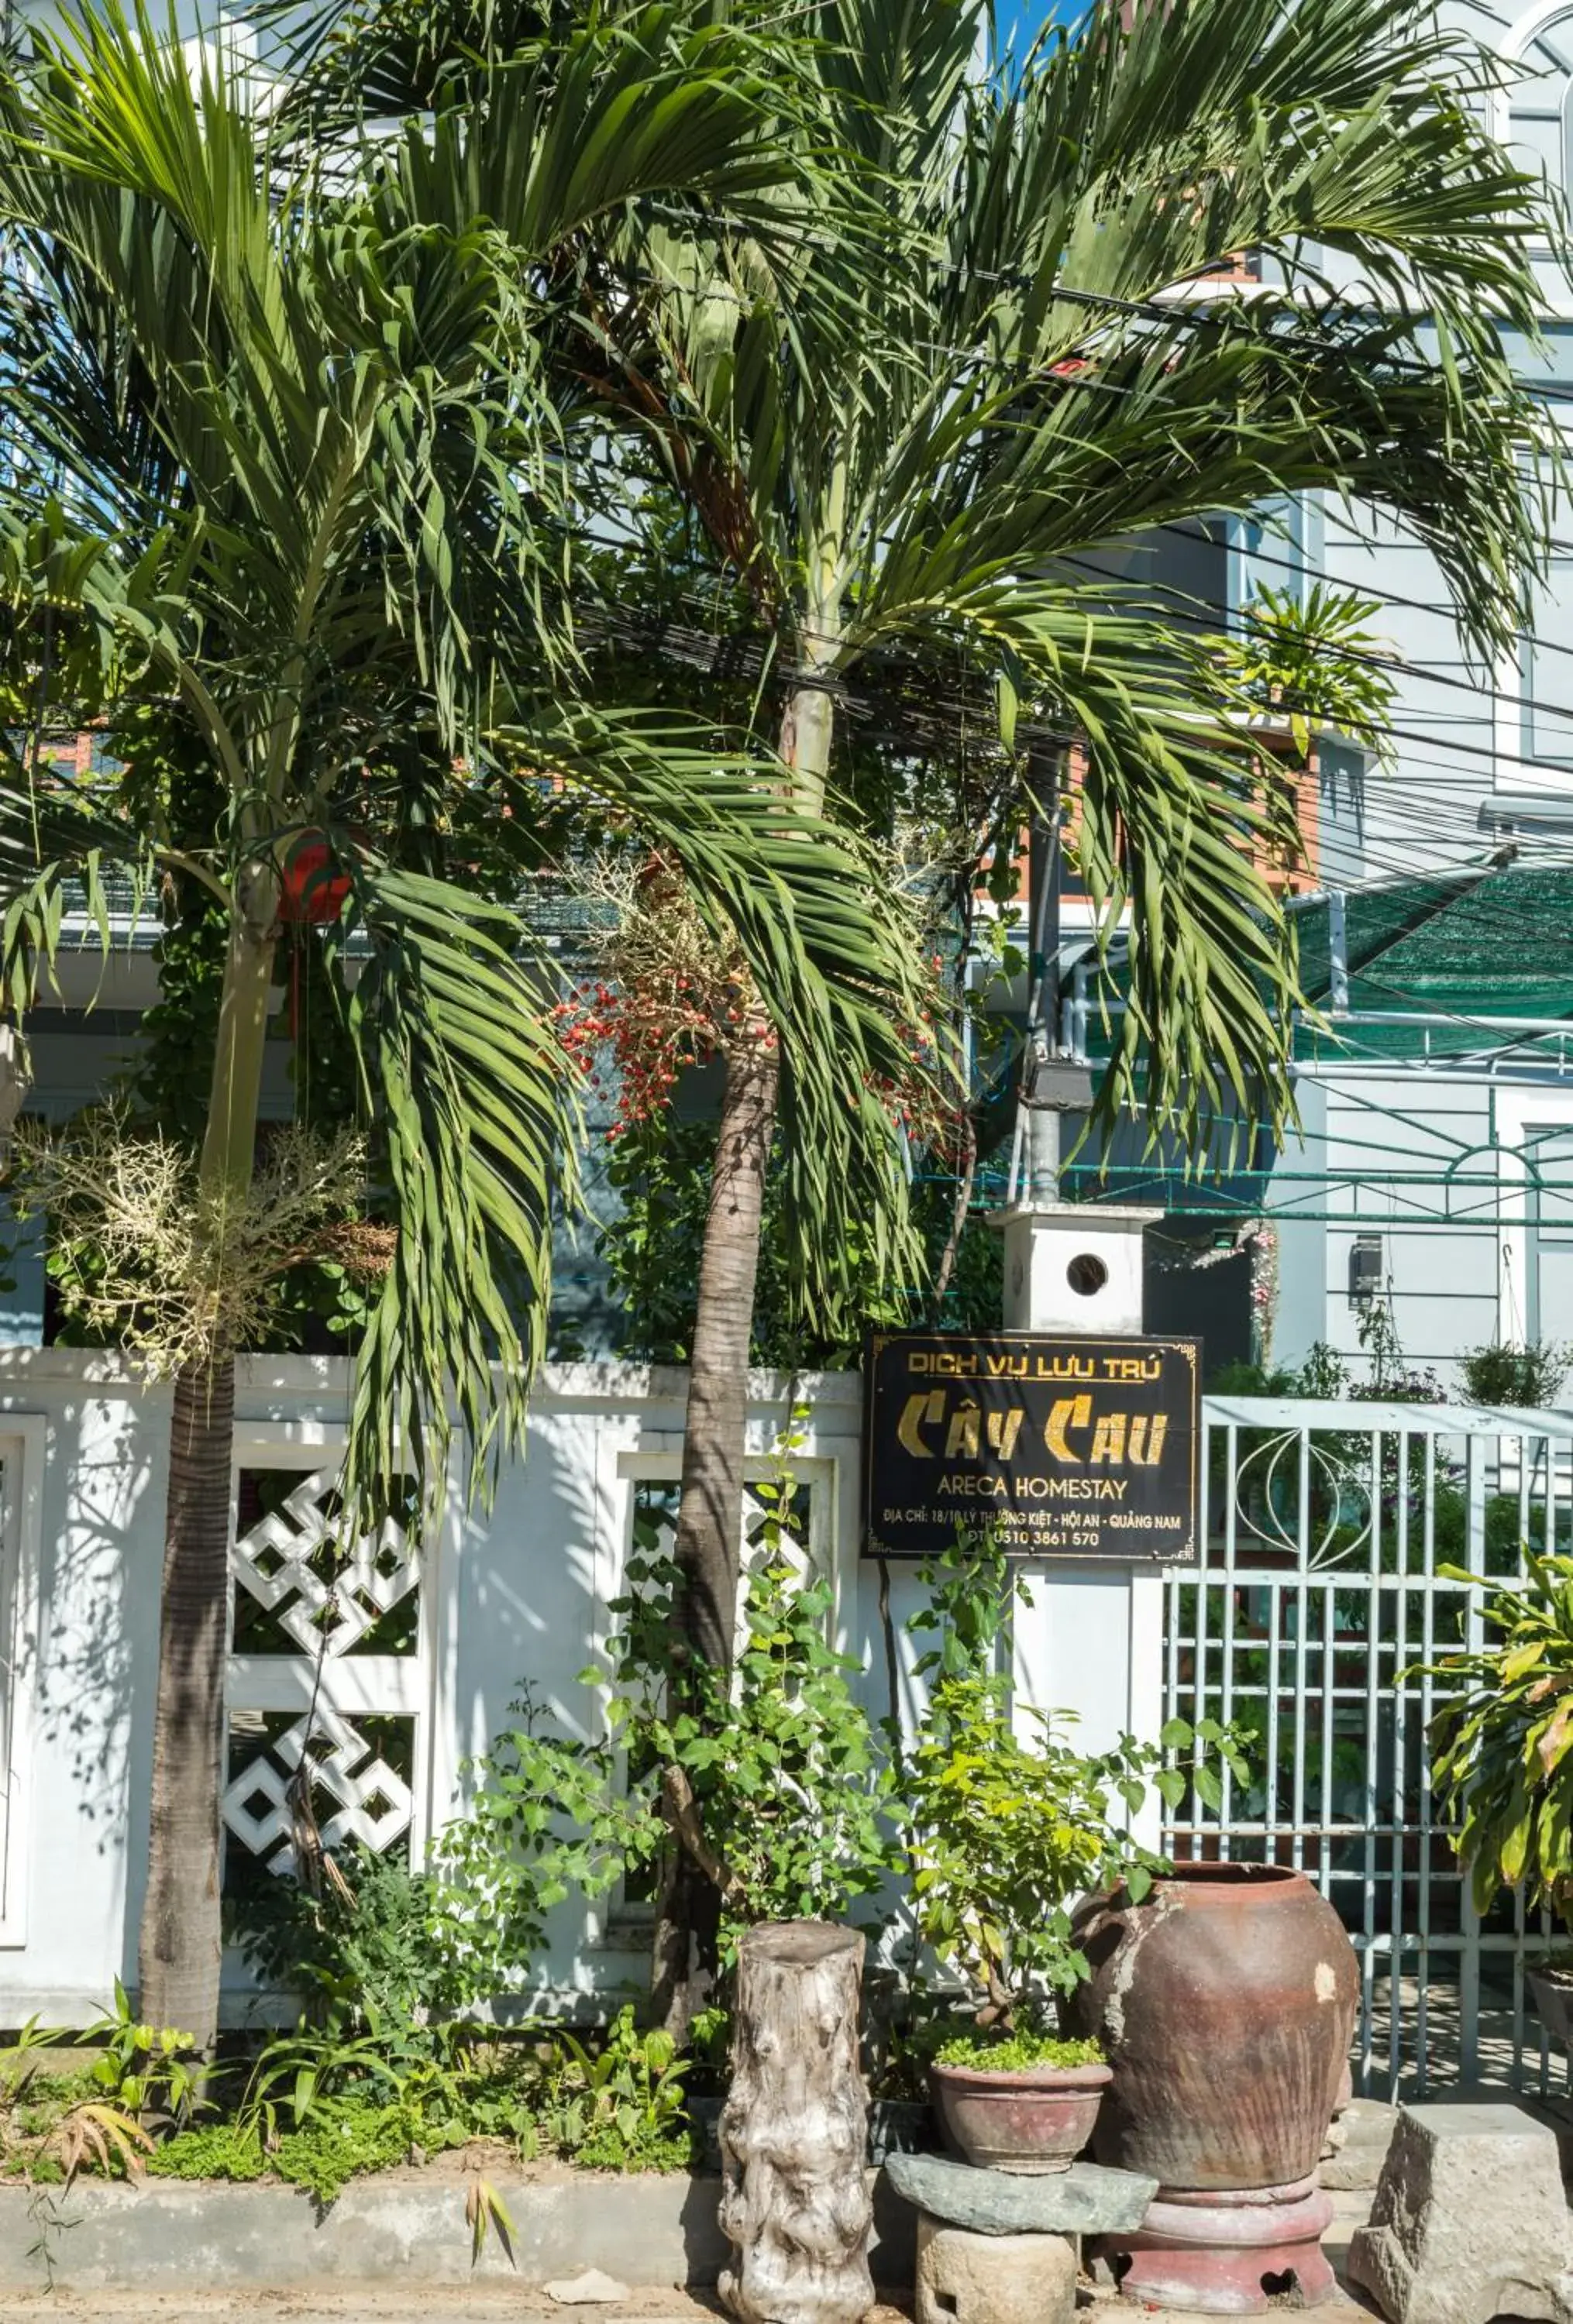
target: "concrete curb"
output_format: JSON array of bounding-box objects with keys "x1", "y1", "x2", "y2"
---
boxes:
[{"x1": 0, "y1": 2171, "x2": 919, "y2": 2293}]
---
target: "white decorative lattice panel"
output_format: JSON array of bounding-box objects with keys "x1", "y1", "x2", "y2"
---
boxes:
[
  {"x1": 231, "y1": 1466, "x2": 418, "y2": 1657},
  {"x1": 222, "y1": 1706, "x2": 413, "y2": 1873}
]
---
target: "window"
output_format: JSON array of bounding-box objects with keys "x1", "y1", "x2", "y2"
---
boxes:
[
  {"x1": 1523, "y1": 563, "x2": 1573, "y2": 768},
  {"x1": 1505, "y1": 9, "x2": 1573, "y2": 206}
]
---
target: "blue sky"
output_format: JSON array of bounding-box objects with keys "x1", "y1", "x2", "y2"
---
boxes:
[{"x1": 995, "y1": 2, "x2": 1089, "y2": 61}]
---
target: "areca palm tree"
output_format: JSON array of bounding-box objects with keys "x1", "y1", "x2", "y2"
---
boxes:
[
  {"x1": 557, "y1": 0, "x2": 1561, "y2": 2016},
  {"x1": 0, "y1": 0, "x2": 931, "y2": 2044}
]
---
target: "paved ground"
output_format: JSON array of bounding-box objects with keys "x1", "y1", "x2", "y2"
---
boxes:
[
  {"x1": 0, "y1": 2295, "x2": 728, "y2": 2322},
  {"x1": 0, "y1": 2299, "x2": 724, "y2": 2323},
  {"x1": 1308, "y1": 2187, "x2": 1383, "y2": 2323},
  {"x1": 1365, "y1": 1972, "x2": 1573, "y2": 2099},
  {"x1": 0, "y1": 2194, "x2": 1383, "y2": 2324}
]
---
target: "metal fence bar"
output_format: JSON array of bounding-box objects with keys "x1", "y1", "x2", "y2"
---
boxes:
[
  {"x1": 1293, "y1": 1428, "x2": 1310, "y2": 1875},
  {"x1": 1320, "y1": 1576, "x2": 1335, "y2": 1937},
  {"x1": 1265, "y1": 1575, "x2": 1282, "y2": 1870},
  {"x1": 1458, "y1": 1432, "x2": 1486, "y2": 2092},
  {"x1": 1220, "y1": 1423, "x2": 1239, "y2": 1855},
  {"x1": 1389, "y1": 1436, "x2": 1410, "y2": 2097},
  {"x1": 1189, "y1": 1419, "x2": 1213, "y2": 1854},
  {"x1": 1416, "y1": 1431, "x2": 1436, "y2": 2101},
  {"x1": 1539, "y1": 1428, "x2": 1561, "y2": 2098},
  {"x1": 1359, "y1": 1427, "x2": 1382, "y2": 2095}
]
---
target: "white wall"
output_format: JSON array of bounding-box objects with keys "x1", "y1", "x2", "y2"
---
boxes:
[
  {"x1": 0, "y1": 1352, "x2": 876, "y2": 2025},
  {"x1": 0, "y1": 1354, "x2": 170, "y2": 2020},
  {"x1": 1268, "y1": 1065, "x2": 1573, "y2": 1380}
]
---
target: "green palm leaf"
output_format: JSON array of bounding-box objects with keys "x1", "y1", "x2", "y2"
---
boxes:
[
  {"x1": 496, "y1": 703, "x2": 935, "y2": 1319},
  {"x1": 337, "y1": 860, "x2": 575, "y2": 1520}
]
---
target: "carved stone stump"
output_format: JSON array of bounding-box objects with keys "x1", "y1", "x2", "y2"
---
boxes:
[{"x1": 718, "y1": 1920, "x2": 873, "y2": 2324}]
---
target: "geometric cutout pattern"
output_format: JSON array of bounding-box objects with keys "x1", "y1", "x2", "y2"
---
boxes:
[
  {"x1": 230, "y1": 1467, "x2": 418, "y2": 1659},
  {"x1": 220, "y1": 1704, "x2": 414, "y2": 1873}
]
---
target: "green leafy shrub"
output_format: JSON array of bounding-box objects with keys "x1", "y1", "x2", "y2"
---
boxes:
[
  {"x1": 1416, "y1": 1556, "x2": 1573, "y2": 1926},
  {"x1": 602, "y1": 1542, "x2": 898, "y2": 1938},
  {"x1": 932, "y1": 2031, "x2": 1103, "y2": 2071},
  {"x1": 130, "y1": 2023, "x2": 703, "y2": 2194},
  {"x1": 229, "y1": 1845, "x2": 482, "y2": 2033},
  {"x1": 272, "y1": 2102, "x2": 419, "y2": 2203},
  {"x1": 536, "y1": 2007, "x2": 694, "y2": 2172},
  {"x1": 146, "y1": 2121, "x2": 266, "y2": 2181},
  {"x1": 429, "y1": 1694, "x2": 657, "y2": 1999},
  {"x1": 900, "y1": 1543, "x2": 1250, "y2": 2027},
  {"x1": 444, "y1": 1513, "x2": 898, "y2": 1978},
  {"x1": 232, "y1": 1788, "x2": 648, "y2": 2034},
  {"x1": 81, "y1": 1980, "x2": 201, "y2": 2123}
]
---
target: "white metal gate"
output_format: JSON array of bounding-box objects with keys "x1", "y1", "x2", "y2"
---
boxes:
[{"x1": 1165, "y1": 1394, "x2": 1573, "y2": 2099}]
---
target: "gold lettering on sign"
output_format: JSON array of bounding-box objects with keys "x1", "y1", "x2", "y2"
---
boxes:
[
  {"x1": 1130, "y1": 1414, "x2": 1169, "y2": 1466},
  {"x1": 987, "y1": 1409, "x2": 1024, "y2": 1459},
  {"x1": 1044, "y1": 1394, "x2": 1093, "y2": 1463},
  {"x1": 1089, "y1": 1412, "x2": 1127, "y2": 1465},
  {"x1": 945, "y1": 1401, "x2": 982, "y2": 1459},
  {"x1": 898, "y1": 1391, "x2": 945, "y2": 1457}
]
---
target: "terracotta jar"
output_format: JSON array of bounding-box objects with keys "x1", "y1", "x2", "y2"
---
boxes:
[{"x1": 1062, "y1": 1862, "x2": 1358, "y2": 2193}]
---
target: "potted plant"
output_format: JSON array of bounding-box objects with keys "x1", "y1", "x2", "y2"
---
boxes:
[
  {"x1": 1419, "y1": 1554, "x2": 1573, "y2": 2044},
  {"x1": 898, "y1": 1546, "x2": 1237, "y2": 2175},
  {"x1": 1182, "y1": 580, "x2": 1398, "y2": 899}
]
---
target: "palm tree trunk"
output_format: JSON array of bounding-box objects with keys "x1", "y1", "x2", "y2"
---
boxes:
[
  {"x1": 672, "y1": 1027, "x2": 781, "y2": 1671},
  {"x1": 137, "y1": 1355, "x2": 236, "y2": 2038},
  {"x1": 651, "y1": 1026, "x2": 779, "y2": 2032},
  {"x1": 137, "y1": 871, "x2": 278, "y2": 2046},
  {"x1": 670, "y1": 672, "x2": 835, "y2": 1664},
  {"x1": 656, "y1": 670, "x2": 835, "y2": 2036}
]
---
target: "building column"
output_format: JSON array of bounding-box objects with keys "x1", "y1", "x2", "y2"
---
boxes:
[{"x1": 992, "y1": 1196, "x2": 1166, "y2": 1846}]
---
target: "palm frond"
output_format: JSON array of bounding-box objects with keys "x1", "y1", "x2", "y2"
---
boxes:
[
  {"x1": 497, "y1": 704, "x2": 936, "y2": 1319},
  {"x1": 608, "y1": 0, "x2": 1559, "y2": 1164},
  {"x1": 337, "y1": 859, "x2": 576, "y2": 1525},
  {"x1": 0, "y1": 768, "x2": 149, "y2": 1018}
]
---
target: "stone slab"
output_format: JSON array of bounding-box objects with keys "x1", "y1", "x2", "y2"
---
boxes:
[
  {"x1": 915, "y1": 2217, "x2": 1076, "y2": 2324},
  {"x1": 886, "y1": 2151, "x2": 1156, "y2": 2236},
  {"x1": 1348, "y1": 2102, "x2": 1573, "y2": 2324}
]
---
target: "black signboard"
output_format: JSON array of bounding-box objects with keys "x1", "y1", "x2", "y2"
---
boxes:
[{"x1": 864, "y1": 1331, "x2": 1200, "y2": 1563}]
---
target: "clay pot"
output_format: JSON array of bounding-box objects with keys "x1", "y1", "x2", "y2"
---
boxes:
[
  {"x1": 929, "y1": 2058, "x2": 1111, "y2": 2175},
  {"x1": 1063, "y1": 1862, "x2": 1357, "y2": 2193}
]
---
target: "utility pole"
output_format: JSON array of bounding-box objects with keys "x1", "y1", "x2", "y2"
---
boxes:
[
  {"x1": 1016, "y1": 750, "x2": 1090, "y2": 1205},
  {"x1": 997, "y1": 748, "x2": 1151, "y2": 1336}
]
